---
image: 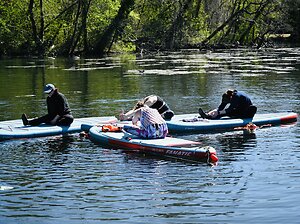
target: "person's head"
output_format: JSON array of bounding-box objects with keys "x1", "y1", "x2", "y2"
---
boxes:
[
  {"x1": 44, "y1": 83, "x2": 55, "y2": 94},
  {"x1": 133, "y1": 100, "x2": 144, "y2": 110},
  {"x1": 226, "y1": 89, "x2": 234, "y2": 96},
  {"x1": 222, "y1": 89, "x2": 234, "y2": 104}
]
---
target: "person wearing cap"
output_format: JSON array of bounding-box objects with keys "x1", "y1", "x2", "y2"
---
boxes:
[
  {"x1": 198, "y1": 89, "x2": 257, "y2": 119},
  {"x1": 21, "y1": 84, "x2": 74, "y2": 126},
  {"x1": 119, "y1": 95, "x2": 174, "y2": 121}
]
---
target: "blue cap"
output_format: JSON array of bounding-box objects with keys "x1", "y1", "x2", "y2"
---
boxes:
[{"x1": 44, "y1": 84, "x2": 55, "y2": 94}]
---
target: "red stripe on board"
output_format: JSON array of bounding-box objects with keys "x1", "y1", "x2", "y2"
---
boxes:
[
  {"x1": 108, "y1": 139, "x2": 209, "y2": 161},
  {"x1": 280, "y1": 114, "x2": 298, "y2": 123},
  {"x1": 165, "y1": 141, "x2": 201, "y2": 147}
]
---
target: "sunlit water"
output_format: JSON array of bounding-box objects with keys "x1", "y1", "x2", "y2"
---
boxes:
[{"x1": 0, "y1": 48, "x2": 299, "y2": 223}]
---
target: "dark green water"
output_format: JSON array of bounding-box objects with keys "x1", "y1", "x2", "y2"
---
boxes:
[{"x1": 0, "y1": 48, "x2": 299, "y2": 223}]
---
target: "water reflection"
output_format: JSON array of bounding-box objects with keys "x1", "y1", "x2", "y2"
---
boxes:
[
  {"x1": 216, "y1": 131, "x2": 257, "y2": 152},
  {"x1": 45, "y1": 135, "x2": 74, "y2": 152},
  {"x1": 43, "y1": 136, "x2": 75, "y2": 165},
  {"x1": 0, "y1": 48, "x2": 299, "y2": 223},
  {"x1": 0, "y1": 135, "x2": 75, "y2": 169},
  {"x1": 194, "y1": 129, "x2": 257, "y2": 163},
  {"x1": 121, "y1": 150, "x2": 212, "y2": 166},
  {"x1": 1, "y1": 48, "x2": 300, "y2": 120}
]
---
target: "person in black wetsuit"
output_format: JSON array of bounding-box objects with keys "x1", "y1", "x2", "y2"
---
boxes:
[
  {"x1": 21, "y1": 84, "x2": 74, "y2": 126},
  {"x1": 119, "y1": 95, "x2": 174, "y2": 121},
  {"x1": 199, "y1": 89, "x2": 257, "y2": 119}
]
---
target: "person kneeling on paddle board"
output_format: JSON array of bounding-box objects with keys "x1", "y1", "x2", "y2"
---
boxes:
[
  {"x1": 21, "y1": 84, "x2": 74, "y2": 126},
  {"x1": 122, "y1": 101, "x2": 168, "y2": 139},
  {"x1": 199, "y1": 89, "x2": 257, "y2": 119},
  {"x1": 119, "y1": 95, "x2": 174, "y2": 121}
]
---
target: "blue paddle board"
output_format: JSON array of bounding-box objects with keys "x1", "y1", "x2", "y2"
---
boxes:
[
  {"x1": 89, "y1": 126, "x2": 218, "y2": 163},
  {"x1": 166, "y1": 112, "x2": 298, "y2": 133},
  {"x1": 0, "y1": 116, "x2": 117, "y2": 141}
]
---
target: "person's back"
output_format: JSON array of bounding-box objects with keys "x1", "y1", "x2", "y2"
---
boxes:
[
  {"x1": 199, "y1": 89, "x2": 257, "y2": 119},
  {"x1": 120, "y1": 95, "x2": 174, "y2": 121},
  {"x1": 47, "y1": 89, "x2": 71, "y2": 117},
  {"x1": 143, "y1": 95, "x2": 174, "y2": 120},
  {"x1": 140, "y1": 106, "x2": 166, "y2": 129},
  {"x1": 221, "y1": 90, "x2": 254, "y2": 117},
  {"x1": 123, "y1": 105, "x2": 168, "y2": 139}
]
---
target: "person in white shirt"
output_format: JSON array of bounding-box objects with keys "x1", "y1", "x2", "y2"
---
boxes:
[{"x1": 122, "y1": 101, "x2": 168, "y2": 139}]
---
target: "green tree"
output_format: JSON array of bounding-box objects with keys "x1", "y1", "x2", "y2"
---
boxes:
[
  {"x1": 284, "y1": 0, "x2": 300, "y2": 41},
  {"x1": 0, "y1": 1, "x2": 30, "y2": 56},
  {"x1": 0, "y1": 0, "x2": 299, "y2": 57}
]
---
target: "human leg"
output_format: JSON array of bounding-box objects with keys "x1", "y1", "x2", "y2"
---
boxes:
[
  {"x1": 21, "y1": 114, "x2": 29, "y2": 125},
  {"x1": 228, "y1": 105, "x2": 257, "y2": 119},
  {"x1": 157, "y1": 123, "x2": 168, "y2": 138},
  {"x1": 199, "y1": 108, "x2": 220, "y2": 119},
  {"x1": 21, "y1": 113, "x2": 52, "y2": 126},
  {"x1": 244, "y1": 105, "x2": 257, "y2": 118},
  {"x1": 56, "y1": 114, "x2": 74, "y2": 126},
  {"x1": 199, "y1": 108, "x2": 212, "y2": 119},
  {"x1": 123, "y1": 125, "x2": 147, "y2": 138},
  {"x1": 28, "y1": 114, "x2": 53, "y2": 126}
]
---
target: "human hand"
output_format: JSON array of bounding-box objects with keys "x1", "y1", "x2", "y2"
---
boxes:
[
  {"x1": 207, "y1": 109, "x2": 218, "y2": 118},
  {"x1": 119, "y1": 113, "x2": 126, "y2": 121}
]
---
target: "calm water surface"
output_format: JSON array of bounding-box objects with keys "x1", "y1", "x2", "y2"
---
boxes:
[{"x1": 0, "y1": 48, "x2": 300, "y2": 223}]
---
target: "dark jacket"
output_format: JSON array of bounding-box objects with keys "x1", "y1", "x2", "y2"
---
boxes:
[
  {"x1": 144, "y1": 95, "x2": 169, "y2": 114},
  {"x1": 218, "y1": 90, "x2": 252, "y2": 116},
  {"x1": 47, "y1": 89, "x2": 71, "y2": 118}
]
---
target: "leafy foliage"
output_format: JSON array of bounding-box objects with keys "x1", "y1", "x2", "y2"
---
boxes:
[{"x1": 0, "y1": 0, "x2": 298, "y2": 58}]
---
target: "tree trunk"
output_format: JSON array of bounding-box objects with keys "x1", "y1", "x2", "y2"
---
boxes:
[
  {"x1": 193, "y1": 0, "x2": 202, "y2": 18},
  {"x1": 218, "y1": 0, "x2": 241, "y2": 44},
  {"x1": 82, "y1": 0, "x2": 91, "y2": 54},
  {"x1": 238, "y1": 0, "x2": 271, "y2": 44},
  {"x1": 201, "y1": 1, "x2": 251, "y2": 45},
  {"x1": 28, "y1": 0, "x2": 44, "y2": 56},
  {"x1": 92, "y1": 0, "x2": 135, "y2": 56},
  {"x1": 39, "y1": 0, "x2": 44, "y2": 42},
  {"x1": 164, "y1": 0, "x2": 193, "y2": 49},
  {"x1": 68, "y1": 0, "x2": 82, "y2": 56}
]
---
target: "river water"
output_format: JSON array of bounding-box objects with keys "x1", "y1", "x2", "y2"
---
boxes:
[{"x1": 0, "y1": 48, "x2": 299, "y2": 224}]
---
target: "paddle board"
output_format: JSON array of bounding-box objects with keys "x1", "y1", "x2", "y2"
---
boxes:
[
  {"x1": 88, "y1": 126, "x2": 218, "y2": 163},
  {"x1": 166, "y1": 112, "x2": 298, "y2": 133},
  {"x1": 0, "y1": 116, "x2": 117, "y2": 141}
]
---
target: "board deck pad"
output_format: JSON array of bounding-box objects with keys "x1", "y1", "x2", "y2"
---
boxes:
[
  {"x1": 166, "y1": 112, "x2": 298, "y2": 133},
  {"x1": 0, "y1": 116, "x2": 117, "y2": 140},
  {"x1": 89, "y1": 126, "x2": 218, "y2": 163}
]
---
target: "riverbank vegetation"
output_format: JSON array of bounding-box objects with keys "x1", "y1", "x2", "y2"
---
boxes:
[{"x1": 0, "y1": 0, "x2": 299, "y2": 58}]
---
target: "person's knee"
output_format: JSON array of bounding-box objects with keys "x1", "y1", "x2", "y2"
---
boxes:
[
  {"x1": 162, "y1": 111, "x2": 174, "y2": 120},
  {"x1": 208, "y1": 109, "x2": 219, "y2": 118},
  {"x1": 57, "y1": 115, "x2": 74, "y2": 126},
  {"x1": 248, "y1": 105, "x2": 257, "y2": 118}
]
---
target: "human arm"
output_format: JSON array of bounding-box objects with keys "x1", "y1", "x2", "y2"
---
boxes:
[
  {"x1": 48, "y1": 94, "x2": 65, "y2": 124},
  {"x1": 131, "y1": 109, "x2": 141, "y2": 126},
  {"x1": 119, "y1": 109, "x2": 135, "y2": 121},
  {"x1": 47, "y1": 92, "x2": 70, "y2": 116},
  {"x1": 224, "y1": 95, "x2": 240, "y2": 115},
  {"x1": 217, "y1": 103, "x2": 227, "y2": 112}
]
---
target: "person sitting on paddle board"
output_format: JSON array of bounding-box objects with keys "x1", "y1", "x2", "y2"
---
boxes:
[
  {"x1": 122, "y1": 101, "x2": 168, "y2": 139},
  {"x1": 119, "y1": 95, "x2": 174, "y2": 121},
  {"x1": 199, "y1": 89, "x2": 257, "y2": 119},
  {"x1": 21, "y1": 84, "x2": 74, "y2": 126}
]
